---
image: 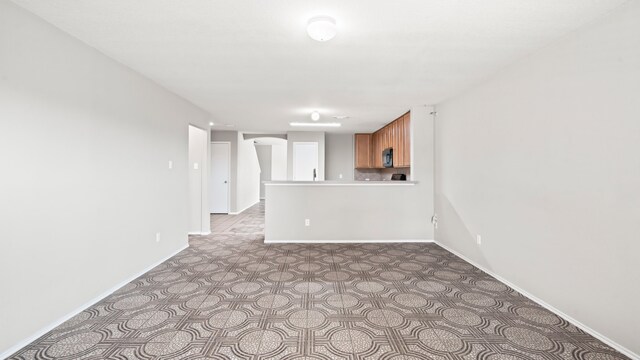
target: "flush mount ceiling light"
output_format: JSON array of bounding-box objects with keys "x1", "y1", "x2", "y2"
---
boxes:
[
  {"x1": 307, "y1": 16, "x2": 337, "y2": 42},
  {"x1": 209, "y1": 122, "x2": 214, "y2": 126},
  {"x1": 290, "y1": 122, "x2": 341, "y2": 127},
  {"x1": 310, "y1": 111, "x2": 320, "y2": 121}
]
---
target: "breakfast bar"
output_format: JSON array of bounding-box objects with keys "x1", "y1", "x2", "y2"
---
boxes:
[{"x1": 264, "y1": 180, "x2": 433, "y2": 243}]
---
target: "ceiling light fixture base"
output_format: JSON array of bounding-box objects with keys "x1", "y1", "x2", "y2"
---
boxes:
[{"x1": 307, "y1": 16, "x2": 337, "y2": 42}]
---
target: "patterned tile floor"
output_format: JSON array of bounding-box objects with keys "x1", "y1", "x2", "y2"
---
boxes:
[{"x1": 10, "y1": 201, "x2": 628, "y2": 359}]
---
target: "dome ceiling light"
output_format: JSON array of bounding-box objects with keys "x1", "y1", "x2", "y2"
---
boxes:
[
  {"x1": 310, "y1": 111, "x2": 321, "y2": 121},
  {"x1": 307, "y1": 16, "x2": 337, "y2": 42}
]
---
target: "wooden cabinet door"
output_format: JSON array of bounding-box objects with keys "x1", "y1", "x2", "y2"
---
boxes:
[
  {"x1": 354, "y1": 134, "x2": 371, "y2": 168},
  {"x1": 395, "y1": 118, "x2": 403, "y2": 166},
  {"x1": 403, "y1": 113, "x2": 411, "y2": 166},
  {"x1": 373, "y1": 130, "x2": 382, "y2": 168},
  {"x1": 391, "y1": 122, "x2": 397, "y2": 152},
  {"x1": 372, "y1": 131, "x2": 380, "y2": 168}
]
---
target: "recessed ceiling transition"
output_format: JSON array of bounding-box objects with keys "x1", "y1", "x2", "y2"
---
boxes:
[{"x1": 11, "y1": 0, "x2": 628, "y2": 133}]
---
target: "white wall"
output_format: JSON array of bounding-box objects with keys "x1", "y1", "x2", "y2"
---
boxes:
[
  {"x1": 286, "y1": 131, "x2": 325, "y2": 180},
  {"x1": 271, "y1": 144, "x2": 287, "y2": 180},
  {"x1": 0, "y1": 1, "x2": 211, "y2": 356},
  {"x1": 235, "y1": 133, "x2": 261, "y2": 213},
  {"x1": 325, "y1": 133, "x2": 355, "y2": 181},
  {"x1": 255, "y1": 145, "x2": 272, "y2": 199},
  {"x1": 434, "y1": 1, "x2": 640, "y2": 357}
]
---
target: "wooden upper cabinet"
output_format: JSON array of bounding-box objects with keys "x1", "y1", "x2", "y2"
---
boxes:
[
  {"x1": 354, "y1": 134, "x2": 372, "y2": 169},
  {"x1": 353, "y1": 110, "x2": 411, "y2": 169}
]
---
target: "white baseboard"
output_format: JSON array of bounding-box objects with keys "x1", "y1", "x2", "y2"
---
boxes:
[
  {"x1": 264, "y1": 239, "x2": 434, "y2": 244},
  {"x1": 0, "y1": 244, "x2": 188, "y2": 360},
  {"x1": 188, "y1": 231, "x2": 211, "y2": 235},
  {"x1": 229, "y1": 200, "x2": 260, "y2": 215},
  {"x1": 434, "y1": 241, "x2": 639, "y2": 360}
]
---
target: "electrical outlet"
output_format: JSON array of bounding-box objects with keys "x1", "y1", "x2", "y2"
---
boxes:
[
  {"x1": 339, "y1": 174, "x2": 343, "y2": 179},
  {"x1": 193, "y1": 162, "x2": 199, "y2": 170},
  {"x1": 168, "y1": 160, "x2": 173, "y2": 170},
  {"x1": 305, "y1": 219, "x2": 310, "y2": 226},
  {"x1": 476, "y1": 235, "x2": 482, "y2": 245},
  {"x1": 156, "y1": 233, "x2": 161, "y2": 243}
]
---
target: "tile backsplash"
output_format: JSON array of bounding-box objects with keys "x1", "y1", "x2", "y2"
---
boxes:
[{"x1": 354, "y1": 168, "x2": 410, "y2": 181}]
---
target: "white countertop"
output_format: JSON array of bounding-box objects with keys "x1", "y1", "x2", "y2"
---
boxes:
[{"x1": 264, "y1": 180, "x2": 416, "y2": 186}]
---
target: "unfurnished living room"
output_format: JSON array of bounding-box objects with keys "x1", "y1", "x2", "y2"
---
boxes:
[{"x1": 1, "y1": 0, "x2": 639, "y2": 359}]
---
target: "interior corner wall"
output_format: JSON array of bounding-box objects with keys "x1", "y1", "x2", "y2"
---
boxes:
[
  {"x1": 271, "y1": 144, "x2": 287, "y2": 181},
  {"x1": 286, "y1": 131, "x2": 325, "y2": 180},
  {"x1": 235, "y1": 133, "x2": 261, "y2": 212},
  {"x1": 434, "y1": 1, "x2": 640, "y2": 356},
  {"x1": 0, "y1": 1, "x2": 212, "y2": 356},
  {"x1": 325, "y1": 133, "x2": 355, "y2": 181},
  {"x1": 407, "y1": 105, "x2": 435, "y2": 240},
  {"x1": 255, "y1": 145, "x2": 272, "y2": 198}
]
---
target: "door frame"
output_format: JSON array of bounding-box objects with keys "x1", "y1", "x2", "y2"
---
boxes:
[
  {"x1": 210, "y1": 141, "x2": 231, "y2": 214},
  {"x1": 292, "y1": 141, "x2": 319, "y2": 181},
  {"x1": 188, "y1": 124, "x2": 210, "y2": 235}
]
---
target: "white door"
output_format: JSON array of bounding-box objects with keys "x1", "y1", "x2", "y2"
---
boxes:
[
  {"x1": 210, "y1": 142, "x2": 230, "y2": 213},
  {"x1": 293, "y1": 142, "x2": 319, "y2": 181}
]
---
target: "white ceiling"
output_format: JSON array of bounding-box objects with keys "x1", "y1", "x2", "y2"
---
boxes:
[{"x1": 12, "y1": 0, "x2": 628, "y2": 133}]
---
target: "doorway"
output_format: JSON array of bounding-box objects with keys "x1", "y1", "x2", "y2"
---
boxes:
[
  {"x1": 210, "y1": 142, "x2": 231, "y2": 213},
  {"x1": 292, "y1": 142, "x2": 319, "y2": 181},
  {"x1": 188, "y1": 125, "x2": 209, "y2": 234}
]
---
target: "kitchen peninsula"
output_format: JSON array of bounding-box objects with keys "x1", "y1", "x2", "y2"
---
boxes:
[
  {"x1": 264, "y1": 180, "x2": 420, "y2": 242},
  {"x1": 264, "y1": 106, "x2": 436, "y2": 243}
]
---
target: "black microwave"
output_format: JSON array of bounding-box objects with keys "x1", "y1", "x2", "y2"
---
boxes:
[{"x1": 382, "y1": 148, "x2": 393, "y2": 168}]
